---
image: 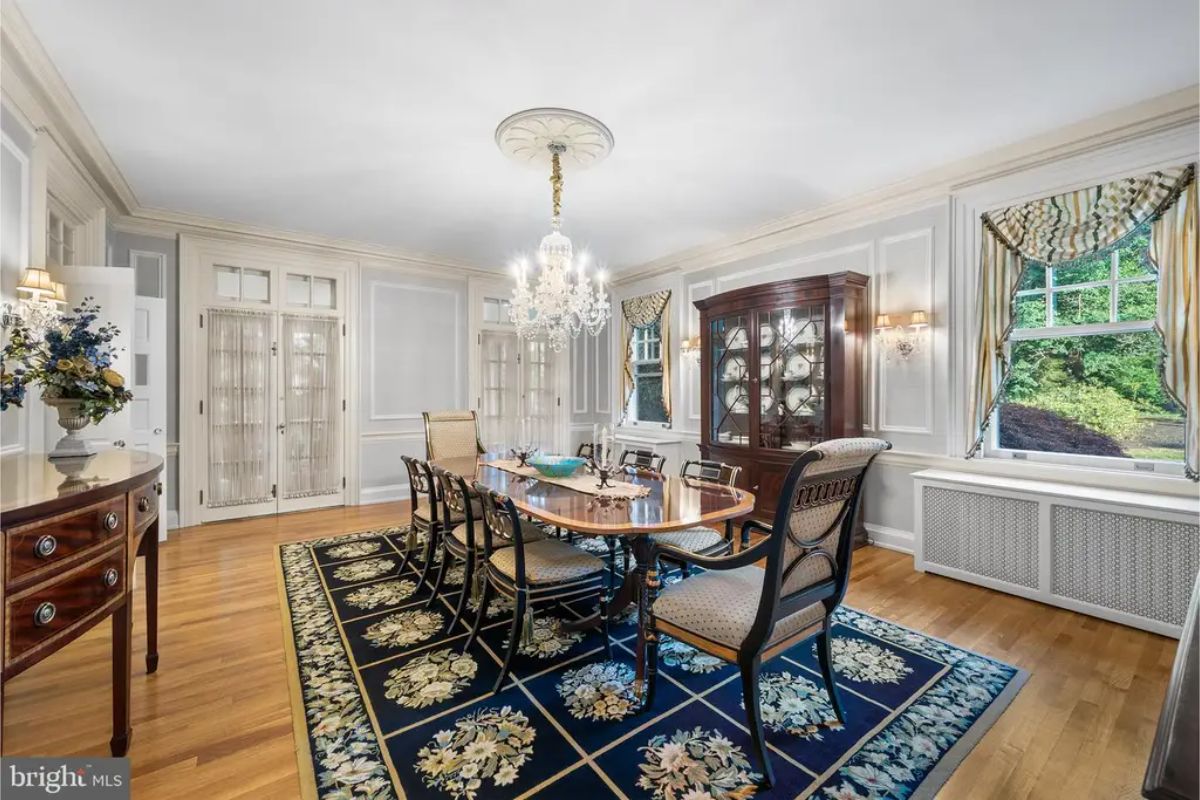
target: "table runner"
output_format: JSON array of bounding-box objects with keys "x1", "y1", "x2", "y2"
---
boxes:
[{"x1": 489, "y1": 458, "x2": 651, "y2": 499}]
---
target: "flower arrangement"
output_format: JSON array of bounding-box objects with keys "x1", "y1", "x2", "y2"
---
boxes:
[{"x1": 0, "y1": 299, "x2": 133, "y2": 423}]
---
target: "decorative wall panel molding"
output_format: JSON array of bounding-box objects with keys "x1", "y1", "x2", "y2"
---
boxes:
[
  {"x1": 368, "y1": 281, "x2": 461, "y2": 421},
  {"x1": 878, "y1": 228, "x2": 934, "y2": 434}
]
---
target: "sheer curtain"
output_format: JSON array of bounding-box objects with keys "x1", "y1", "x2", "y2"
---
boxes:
[
  {"x1": 207, "y1": 309, "x2": 273, "y2": 507},
  {"x1": 281, "y1": 314, "x2": 340, "y2": 498}
]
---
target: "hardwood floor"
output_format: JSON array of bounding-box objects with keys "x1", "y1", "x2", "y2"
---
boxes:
[{"x1": 1, "y1": 503, "x2": 1177, "y2": 799}]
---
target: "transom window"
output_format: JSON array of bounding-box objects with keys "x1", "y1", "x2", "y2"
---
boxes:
[{"x1": 996, "y1": 222, "x2": 1184, "y2": 471}]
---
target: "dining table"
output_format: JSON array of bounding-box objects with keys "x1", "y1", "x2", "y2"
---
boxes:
[{"x1": 431, "y1": 454, "x2": 756, "y2": 707}]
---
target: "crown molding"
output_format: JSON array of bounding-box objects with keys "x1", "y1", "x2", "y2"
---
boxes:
[
  {"x1": 613, "y1": 86, "x2": 1200, "y2": 285},
  {"x1": 1, "y1": 0, "x2": 138, "y2": 215},
  {"x1": 112, "y1": 207, "x2": 498, "y2": 276}
]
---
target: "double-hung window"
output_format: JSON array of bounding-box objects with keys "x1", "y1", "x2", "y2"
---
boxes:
[
  {"x1": 628, "y1": 322, "x2": 667, "y2": 424},
  {"x1": 993, "y1": 222, "x2": 1184, "y2": 472}
]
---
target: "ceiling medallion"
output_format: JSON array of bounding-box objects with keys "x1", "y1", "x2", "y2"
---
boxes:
[{"x1": 496, "y1": 108, "x2": 613, "y2": 352}]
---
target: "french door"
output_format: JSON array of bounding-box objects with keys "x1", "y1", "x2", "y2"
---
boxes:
[{"x1": 477, "y1": 330, "x2": 565, "y2": 453}]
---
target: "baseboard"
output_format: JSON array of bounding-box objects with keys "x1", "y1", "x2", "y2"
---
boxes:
[
  {"x1": 360, "y1": 483, "x2": 408, "y2": 505},
  {"x1": 864, "y1": 523, "x2": 915, "y2": 555}
]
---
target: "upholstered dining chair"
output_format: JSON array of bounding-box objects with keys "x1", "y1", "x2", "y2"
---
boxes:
[
  {"x1": 576, "y1": 441, "x2": 595, "y2": 460},
  {"x1": 650, "y1": 459, "x2": 743, "y2": 576},
  {"x1": 401, "y1": 455, "x2": 442, "y2": 585},
  {"x1": 422, "y1": 410, "x2": 485, "y2": 461},
  {"x1": 466, "y1": 482, "x2": 610, "y2": 693},
  {"x1": 647, "y1": 437, "x2": 891, "y2": 787},
  {"x1": 618, "y1": 448, "x2": 666, "y2": 473},
  {"x1": 427, "y1": 465, "x2": 494, "y2": 628}
]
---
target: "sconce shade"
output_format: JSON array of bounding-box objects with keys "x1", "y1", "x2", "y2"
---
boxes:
[
  {"x1": 17, "y1": 268, "x2": 55, "y2": 299},
  {"x1": 874, "y1": 314, "x2": 892, "y2": 329},
  {"x1": 910, "y1": 310, "x2": 928, "y2": 327},
  {"x1": 51, "y1": 282, "x2": 68, "y2": 305}
]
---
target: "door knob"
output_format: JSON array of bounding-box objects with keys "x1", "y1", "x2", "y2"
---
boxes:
[
  {"x1": 114, "y1": 439, "x2": 126, "y2": 448},
  {"x1": 277, "y1": 423, "x2": 286, "y2": 434},
  {"x1": 153, "y1": 427, "x2": 164, "y2": 435}
]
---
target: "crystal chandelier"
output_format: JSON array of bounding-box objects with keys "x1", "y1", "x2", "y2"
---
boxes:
[{"x1": 497, "y1": 108, "x2": 613, "y2": 352}]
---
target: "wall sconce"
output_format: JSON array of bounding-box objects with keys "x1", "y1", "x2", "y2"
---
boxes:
[
  {"x1": 2, "y1": 268, "x2": 67, "y2": 333},
  {"x1": 874, "y1": 310, "x2": 928, "y2": 361},
  {"x1": 680, "y1": 335, "x2": 702, "y2": 361}
]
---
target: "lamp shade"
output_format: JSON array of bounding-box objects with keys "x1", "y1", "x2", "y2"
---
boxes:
[
  {"x1": 17, "y1": 268, "x2": 55, "y2": 298},
  {"x1": 910, "y1": 310, "x2": 928, "y2": 327},
  {"x1": 874, "y1": 314, "x2": 892, "y2": 329},
  {"x1": 51, "y1": 282, "x2": 68, "y2": 305}
]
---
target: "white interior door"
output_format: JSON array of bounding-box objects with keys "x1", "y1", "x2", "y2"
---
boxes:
[
  {"x1": 49, "y1": 266, "x2": 134, "y2": 453},
  {"x1": 520, "y1": 337, "x2": 564, "y2": 453},
  {"x1": 276, "y1": 313, "x2": 344, "y2": 513},
  {"x1": 201, "y1": 308, "x2": 276, "y2": 523},
  {"x1": 131, "y1": 296, "x2": 168, "y2": 536},
  {"x1": 479, "y1": 330, "x2": 521, "y2": 450}
]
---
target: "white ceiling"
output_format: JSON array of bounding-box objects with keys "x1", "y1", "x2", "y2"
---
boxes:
[{"x1": 17, "y1": 0, "x2": 1200, "y2": 271}]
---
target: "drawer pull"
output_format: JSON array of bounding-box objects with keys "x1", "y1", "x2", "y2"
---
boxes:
[
  {"x1": 103, "y1": 511, "x2": 120, "y2": 531},
  {"x1": 34, "y1": 602, "x2": 56, "y2": 627},
  {"x1": 34, "y1": 534, "x2": 58, "y2": 559},
  {"x1": 138, "y1": 497, "x2": 151, "y2": 513},
  {"x1": 102, "y1": 567, "x2": 120, "y2": 588}
]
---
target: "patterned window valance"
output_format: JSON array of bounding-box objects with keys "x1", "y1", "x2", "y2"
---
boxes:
[
  {"x1": 620, "y1": 289, "x2": 672, "y2": 424},
  {"x1": 983, "y1": 165, "x2": 1193, "y2": 263},
  {"x1": 968, "y1": 164, "x2": 1198, "y2": 480}
]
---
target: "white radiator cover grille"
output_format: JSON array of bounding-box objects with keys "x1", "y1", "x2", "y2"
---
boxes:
[
  {"x1": 922, "y1": 485, "x2": 1039, "y2": 589},
  {"x1": 1051, "y1": 505, "x2": 1199, "y2": 627}
]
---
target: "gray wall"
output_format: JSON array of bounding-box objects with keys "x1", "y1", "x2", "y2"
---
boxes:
[{"x1": 108, "y1": 230, "x2": 179, "y2": 519}]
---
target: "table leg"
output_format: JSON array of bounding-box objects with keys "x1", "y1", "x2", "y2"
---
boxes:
[
  {"x1": 110, "y1": 600, "x2": 132, "y2": 756},
  {"x1": 561, "y1": 536, "x2": 638, "y2": 633},
  {"x1": 145, "y1": 517, "x2": 159, "y2": 674},
  {"x1": 629, "y1": 536, "x2": 660, "y2": 710}
]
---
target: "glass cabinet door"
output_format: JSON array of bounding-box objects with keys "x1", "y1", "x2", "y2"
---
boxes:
[
  {"x1": 710, "y1": 313, "x2": 751, "y2": 446},
  {"x1": 757, "y1": 305, "x2": 826, "y2": 450}
]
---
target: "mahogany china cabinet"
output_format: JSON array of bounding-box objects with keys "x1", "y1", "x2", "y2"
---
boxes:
[{"x1": 696, "y1": 271, "x2": 869, "y2": 540}]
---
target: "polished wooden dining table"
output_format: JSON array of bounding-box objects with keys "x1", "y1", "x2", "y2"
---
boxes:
[{"x1": 431, "y1": 455, "x2": 755, "y2": 705}]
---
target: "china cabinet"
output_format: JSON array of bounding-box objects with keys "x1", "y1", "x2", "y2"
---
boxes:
[{"x1": 696, "y1": 272, "x2": 869, "y2": 531}]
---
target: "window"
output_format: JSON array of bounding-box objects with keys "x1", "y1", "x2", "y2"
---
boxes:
[
  {"x1": 214, "y1": 265, "x2": 271, "y2": 303},
  {"x1": 483, "y1": 296, "x2": 512, "y2": 324},
  {"x1": 46, "y1": 203, "x2": 76, "y2": 268},
  {"x1": 995, "y1": 222, "x2": 1184, "y2": 469},
  {"x1": 628, "y1": 322, "x2": 668, "y2": 424}
]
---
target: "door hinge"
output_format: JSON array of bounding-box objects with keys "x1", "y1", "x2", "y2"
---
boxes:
[
  {"x1": 271, "y1": 341, "x2": 278, "y2": 356},
  {"x1": 342, "y1": 323, "x2": 346, "y2": 336},
  {"x1": 342, "y1": 399, "x2": 346, "y2": 411},
  {"x1": 199, "y1": 313, "x2": 204, "y2": 328},
  {"x1": 477, "y1": 396, "x2": 481, "y2": 409},
  {"x1": 199, "y1": 400, "x2": 204, "y2": 415},
  {"x1": 342, "y1": 476, "x2": 346, "y2": 489},
  {"x1": 557, "y1": 396, "x2": 561, "y2": 407},
  {"x1": 271, "y1": 483, "x2": 278, "y2": 498},
  {"x1": 199, "y1": 489, "x2": 204, "y2": 505},
  {"x1": 477, "y1": 333, "x2": 481, "y2": 345}
]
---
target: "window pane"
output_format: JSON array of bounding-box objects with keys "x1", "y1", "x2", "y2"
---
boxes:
[
  {"x1": 287, "y1": 274, "x2": 310, "y2": 306},
  {"x1": 1052, "y1": 252, "x2": 1110, "y2": 286},
  {"x1": 215, "y1": 266, "x2": 241, "y2": 299},
  {"x1": 1018, "y1": 263, "x2": 1046, "y2": 291},
  {"x1": 134, "y1": 253, "x2": 163, "y2": 297},
  {"x1": 1117, "y1": 281, "x2": 1156, "y2": 322},
  {"x1": 242, "y1": 268, "x2": 270, "y2": 302},
  {"x1": 1014, "y1": 294, "x2": 1046, "y2": 328},
  {"x1": 999, "y1": 331, "x2": 1184, "y2": 461},
  {"x1": 635, "y1": 376, "x2": 668, "y2": 422},
  {"x1": 483, "y1": 298, "x2": 499, "y2": 323},
  {"x1": 1117, "y1": 224, "x2": 1155, "y2": 279},
  {"x1": 312, "y1": 277, "x2": 335, "y2": 309},
  {"x1": 1052, "y1": 286, "x2": 1109, "y2": 325}
]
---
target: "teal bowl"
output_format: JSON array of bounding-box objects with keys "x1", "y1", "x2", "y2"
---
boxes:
[{"x1": 527, "y1": 455, "x2": 587, "y2": 478}]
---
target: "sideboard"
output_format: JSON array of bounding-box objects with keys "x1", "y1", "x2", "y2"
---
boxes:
[{"x1": 0, "y1": 449, "x2": 163, "y2": 756}]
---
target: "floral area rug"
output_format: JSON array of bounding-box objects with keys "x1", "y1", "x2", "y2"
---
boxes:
[{"x1": 278, "y1": 527, "x2": 1026, "y2": 800}]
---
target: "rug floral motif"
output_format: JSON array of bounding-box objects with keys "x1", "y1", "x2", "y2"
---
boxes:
[{"x1": 279, "y1": 528, "x2": 1026, "y2": 800}]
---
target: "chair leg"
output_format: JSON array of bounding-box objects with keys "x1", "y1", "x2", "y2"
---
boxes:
[
  {"x1": 425, "y1": 541, "x2": 451, "y2": 608},
  {"x1": 738, "y1": 656, "x2": 774, "y2": 788},
  {"x1": 599, "y1": 587, "x2": 612, "y2": 660},
  {"x1": 398, "y1": 522, "x2": 422, "y2": 573},
  {"x1": 493, "y1": 592, "x2": 526, "y2": 694},
  {"x1": 448, "y1": 556, "x2": 473, "y2": 632},
  {"x1": 815, "y1": 618, "x2": 845, "y2": 725},
  {"x1": 463, "y1": 575, "x2": 493, "y2": 654},
  {"x1": 416, "y1": 524, "x2": 440, "y2": 589}
]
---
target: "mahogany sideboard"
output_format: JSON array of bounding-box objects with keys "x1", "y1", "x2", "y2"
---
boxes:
[{"x1": 0, "y1": 449, "x2": 163, "y2": 757}]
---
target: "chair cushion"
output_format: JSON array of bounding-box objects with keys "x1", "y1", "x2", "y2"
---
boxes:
[
  {"x1": 489, "y1": 539, "x2": 605, "y2": 584},
  {"x1": 413, "y1": 497, "x2": 433, "y2": 523},
  {"x1": 652, "y1": 565, "x2": 825, "y2": 651},
  {"x1": 651, "y1": 526, "x2": 728, "y2": 554},
  {"x1": 450, "y1": 522, "x2": 547, "y2": 548}
]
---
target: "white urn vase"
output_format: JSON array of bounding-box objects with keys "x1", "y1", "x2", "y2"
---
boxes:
[{"x1": 44, "y1": 397, "x2": 95, "y2": 459}]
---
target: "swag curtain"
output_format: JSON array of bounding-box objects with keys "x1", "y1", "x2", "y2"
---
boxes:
[
  {"x1": 967, "y1": 164, "x2": 1197, "y2": 479},
  {"x1": 620, "y1": 289, "x2": 671, "y2": 423}
]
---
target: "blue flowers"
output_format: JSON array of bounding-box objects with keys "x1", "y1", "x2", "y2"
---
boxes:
[{"x1": 0, "y1": 298, "x2": 133, "y2": 423}]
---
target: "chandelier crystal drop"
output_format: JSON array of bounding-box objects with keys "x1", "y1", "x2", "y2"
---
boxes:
[{"x1": 499, "y1": 109, "x2": 612, "y2": 352}]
